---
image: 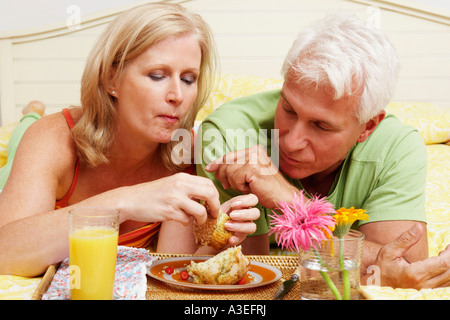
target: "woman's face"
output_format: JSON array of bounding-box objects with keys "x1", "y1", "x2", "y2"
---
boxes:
[{"x1": 114, "y1": 34, "x2": 201, "y2": 148}]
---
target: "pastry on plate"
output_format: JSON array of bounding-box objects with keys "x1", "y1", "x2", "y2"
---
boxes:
[
  {"x1": 193, "y1": 202, "x2": 233, "y2": 250},
  {"x1": 187, "y1": 246, "x2": 250, "y2": 285}
]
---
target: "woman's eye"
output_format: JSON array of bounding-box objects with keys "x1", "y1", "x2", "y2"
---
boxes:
[
  {"x1": 181, "y1": 74, "x2": 197, "y2": 85},
  {"x1": 148, "y1": 73, "x2": 164, "y2": 81}
]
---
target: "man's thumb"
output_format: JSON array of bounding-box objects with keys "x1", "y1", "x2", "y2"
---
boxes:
[{"x1": 382, "y1": 223, "x2": 423, "y2": 259}]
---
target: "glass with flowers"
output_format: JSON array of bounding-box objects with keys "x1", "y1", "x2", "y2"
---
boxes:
[{"x1": 270, "y1": 192, "x2": 367, "y2": 300}]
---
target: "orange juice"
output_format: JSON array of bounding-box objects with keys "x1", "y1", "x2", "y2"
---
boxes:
[{"x1": 69, "y1": 227, "x2": 118, "y2": 300}]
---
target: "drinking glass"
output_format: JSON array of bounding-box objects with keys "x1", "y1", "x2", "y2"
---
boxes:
[{"x1": 69, "y1": 207, "x2": 119, "y2": 300}]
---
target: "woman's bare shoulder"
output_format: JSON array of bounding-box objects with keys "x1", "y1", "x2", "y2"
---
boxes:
[
  {"x1": 0, "y1": 109, "x2": 81, "y2": 220},
  {"x1": 16, "y1": 109, "x2": 79, "y2": 174},
  {"x1": 29, "y1": 107, "x2": 80, "y2": 133},
  {"x1": 26, "y1": 108, "x2": 80, "y2": 146}
]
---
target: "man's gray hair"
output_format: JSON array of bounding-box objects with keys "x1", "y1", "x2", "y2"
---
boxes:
[{"x1": 281, "y1": 14, "x2": 399, "y2": 123}]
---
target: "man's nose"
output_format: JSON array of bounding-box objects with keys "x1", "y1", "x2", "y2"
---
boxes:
[{"x1": 283, "y1": 123, "x2": 308, "y2": 152}]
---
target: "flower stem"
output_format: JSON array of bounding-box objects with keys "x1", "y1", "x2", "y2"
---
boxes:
[
  {"x1": 319, "y1": 270, "x2": 342, "y2": 300},
  {"x1": 339, "y1": 238, "x2": 351, "y2": 300},
  {"x1": 313, "y1": 249, "x2": 342, "y2": 300},
  {"x1": 342, "y1": 270, "x2": 350, "y2": 300}
]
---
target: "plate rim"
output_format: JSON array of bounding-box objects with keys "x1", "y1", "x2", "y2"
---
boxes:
[{"x1": 147, "y1": 255, "x2": 282, "y2": 290}]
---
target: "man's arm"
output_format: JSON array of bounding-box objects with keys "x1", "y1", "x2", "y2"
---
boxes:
[
  {"x1": 241, "y1": 234, "x2": 270, "y2": 255},
  {"x1": 197, "y1": 120, "x2": 298, "y2": 255},
  {"x1": 359, "y1": 220, "x2": 429, "y2": 268},
  {"x1": 360, "y1": 223, "x2": 450, "y2": 289},
  {"x1": 204, "y1": 145, "x2": 298, "y2": 209}
]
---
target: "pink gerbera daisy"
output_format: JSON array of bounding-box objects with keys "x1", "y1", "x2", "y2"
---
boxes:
[{"x1": 269, "y1": 191, "x2": 336, "y2": 252}]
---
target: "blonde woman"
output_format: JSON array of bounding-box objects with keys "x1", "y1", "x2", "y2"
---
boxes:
[{"x1": 0, "y1": 3, "x2": 259, "y2": 277}]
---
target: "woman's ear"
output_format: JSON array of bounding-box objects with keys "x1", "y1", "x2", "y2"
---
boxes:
[
  {"x1": 110, "y1": 89, "x2": 118, "y2": 98},
  {"x1": 106, "y1": 81, "x2": 118, "y2": 98},
  {"x1": 357, "y1": 110, "x2": 386, "y2": 143},
  {"x1": 106, "y1": 67, "x2": 119, "y2": 98}
]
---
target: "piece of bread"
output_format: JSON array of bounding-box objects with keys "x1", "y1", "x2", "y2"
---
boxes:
[
  {"x1": 187, "y1": 246, "x2": 250, "y2": 285},
  {"x1": 193, "y1": 202, "x2": 233, "y2": 250}
]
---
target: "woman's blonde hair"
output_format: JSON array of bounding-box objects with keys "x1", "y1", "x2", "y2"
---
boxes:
[{"x1": 72, "y1": 2, "x2": 217, "y2": 171}]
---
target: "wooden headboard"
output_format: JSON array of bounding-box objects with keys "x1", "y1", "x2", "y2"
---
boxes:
[{"x1": 0, "y1": 0, "x2": 449, "y2": 125}]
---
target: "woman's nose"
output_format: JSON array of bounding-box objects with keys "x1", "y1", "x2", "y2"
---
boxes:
[{"x1": 166, "y1": 78, "x2": 183, "y2": 105}]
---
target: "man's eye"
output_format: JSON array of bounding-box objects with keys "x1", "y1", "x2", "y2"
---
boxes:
[
  {"x1": 283, "y1": 105, "x2": 296, "y2": 114},
  {"x1": 314, "y1": 121, "x2": 331, "y2": 131}
]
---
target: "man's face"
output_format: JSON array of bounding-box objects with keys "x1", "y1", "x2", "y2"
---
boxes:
[{"x1": 274, "y1": 73, "x2": 368, "y2": 180}]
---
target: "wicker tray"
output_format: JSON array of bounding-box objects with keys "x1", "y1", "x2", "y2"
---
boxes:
[
  {"x1": 32, "y1": 263, "x2": 59, "y2": 300},
  {"x1": 146, "y1": 253, "x2": 300, "y2": 300},
  {"x1": 35, "y1": 253, "x2": 368, "y2": 300}
]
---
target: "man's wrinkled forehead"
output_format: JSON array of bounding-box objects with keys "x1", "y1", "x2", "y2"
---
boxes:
[{"x1": 284, "y1": 66, "x2": 363, "y2": 102}]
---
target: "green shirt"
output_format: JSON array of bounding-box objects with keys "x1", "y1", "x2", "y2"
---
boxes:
[{"x1": 196, "y1": 90, "x2": 427, "y2": 236}]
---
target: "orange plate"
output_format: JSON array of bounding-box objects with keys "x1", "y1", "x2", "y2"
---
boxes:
[{"x1": 147, "y1": 256, "x2": 282, "y2": 290}]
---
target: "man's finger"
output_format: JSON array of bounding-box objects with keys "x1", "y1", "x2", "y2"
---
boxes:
[
  {"x1": 205, "y1": 149, "x2": 249, "y2": 172},
  {"x1": 380, "y1": 223, "x2": 423, "y2": 260}
]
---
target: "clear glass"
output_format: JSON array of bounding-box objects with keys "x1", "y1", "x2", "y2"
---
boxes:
[
  {"x1": 299, "y1": 229, "x2": 364, "y2": 300},
  {"x1": 69, "y1": 207, "x2": 119, "y2": 300}
]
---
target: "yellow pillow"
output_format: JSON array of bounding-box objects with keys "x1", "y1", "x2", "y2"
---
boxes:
[
  {"x1": 361, "y1": 285, "x2": 450, "y2": 300},
  {"x1": 424, "y1": 144, "x2": 450, "y2": 257},
  {"x1": 0, "y1": 123, "x2": 17, "y2": 168},
  {"x1": 0, "y1": 275, "x2": 42, "y2": 300},
  {"x1": 386, "y1": 102, "x2": 450, "y2": 145}
]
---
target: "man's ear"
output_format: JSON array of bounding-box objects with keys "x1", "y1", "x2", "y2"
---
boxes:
[{"x1": 357, "y1": 110, "x2": 386, "y2": 143}]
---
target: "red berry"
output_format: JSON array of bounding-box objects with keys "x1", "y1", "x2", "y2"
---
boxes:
[
  {"x1": 165, "y1": 266, "x2": 174, "y2": 274},
  {"x1": 180, "y1": 270, "x2": 189, "y2": 280}
]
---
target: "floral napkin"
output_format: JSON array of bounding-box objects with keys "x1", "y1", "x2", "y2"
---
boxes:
[{"x1": 42, "y1": 246, "x2": 156, "y2": 300}]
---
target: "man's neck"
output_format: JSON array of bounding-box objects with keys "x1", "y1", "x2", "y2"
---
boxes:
[{"x1": 300, "y1": 164, "x2": 343, "y2": 197}]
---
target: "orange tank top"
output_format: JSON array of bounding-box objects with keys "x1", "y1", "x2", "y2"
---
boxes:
[{"x1": 55, "y1": 108, "x2": 161, "y2": 248}]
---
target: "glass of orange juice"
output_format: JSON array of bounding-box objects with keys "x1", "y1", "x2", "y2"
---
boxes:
[{"x1": 69, "y1": 207, "x2": 119, "y2": 300}]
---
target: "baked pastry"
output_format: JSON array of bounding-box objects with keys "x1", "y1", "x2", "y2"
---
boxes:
[
  {"x1": 187, "y1": 246, "x2": 250, "y2": 285},
  {"x1": 193, "y1": 202, "x2": 233, "y2": 250}
]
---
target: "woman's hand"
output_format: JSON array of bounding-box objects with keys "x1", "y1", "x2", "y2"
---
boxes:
[
  {"x1": 121, "y1": 172, "x2": 220, "y2": 225},
  {"x1": 219, "y1": 193, "x2": 260, "y2": 247}
]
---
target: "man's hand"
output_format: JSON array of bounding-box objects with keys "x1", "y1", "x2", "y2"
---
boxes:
[
  {"x1": 363, "y1": 223, "x2": 450, "y2": 289},
  {"x1": 205, "y1": 145, "x2": 297, "y2": 209}
]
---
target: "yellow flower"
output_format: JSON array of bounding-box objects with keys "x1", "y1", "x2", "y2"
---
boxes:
[{"x1": 332, "y1": 207, "x2": 368, "y2": 237}]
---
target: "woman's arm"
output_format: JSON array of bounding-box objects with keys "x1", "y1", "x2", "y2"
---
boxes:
[
  {"x1": 0, "y1": 114, "x2": 79, "y2": 276},
  {"x1": 157, "y1": 194, "x2": 260, "y2": 254},
  {"x1": 0, "y1": 113, "x2": 224, "y2": 276}
]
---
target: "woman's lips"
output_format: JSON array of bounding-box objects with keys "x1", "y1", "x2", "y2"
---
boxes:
[{"x1": 159, "y1": 114, "x2": 179, "y2": 124}]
